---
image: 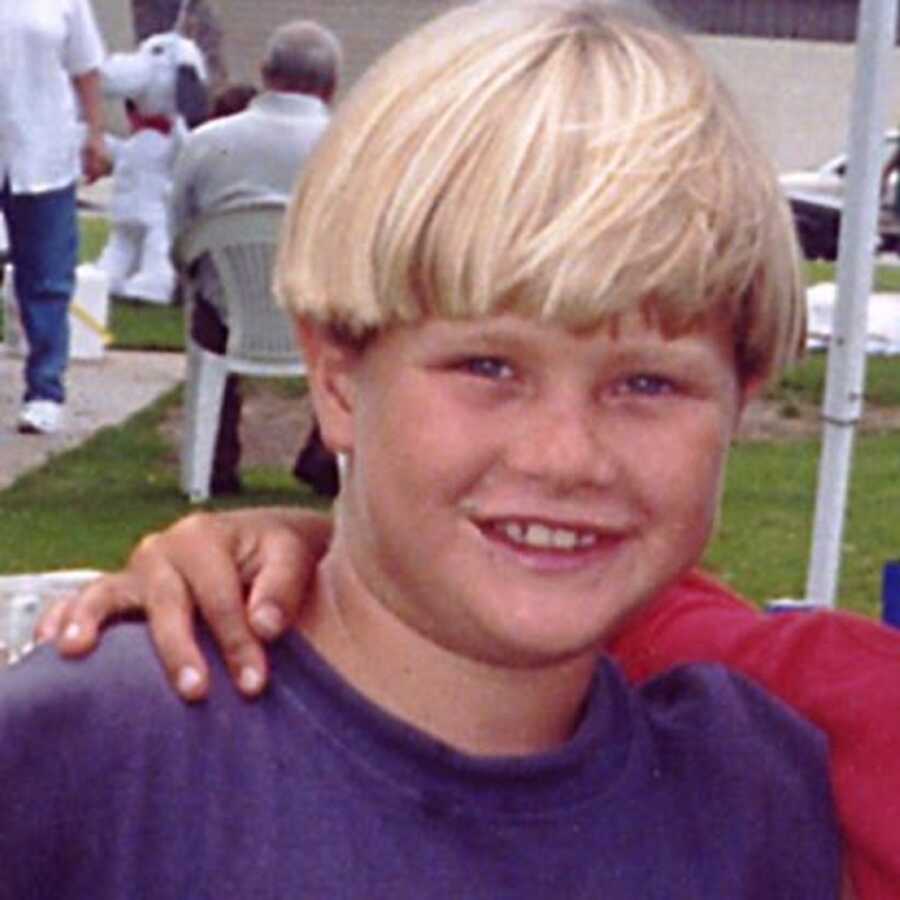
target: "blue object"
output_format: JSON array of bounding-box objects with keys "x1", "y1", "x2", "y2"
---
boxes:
[
  {"x1": 881, "y1": 560, "x2": 900, "y2": 629},
  {"x1": 1, "y1": 179, "x2": 77, "y2": 403},
  {"x1": 766, "y1": 599, "x2": 820, "y2": 614}
]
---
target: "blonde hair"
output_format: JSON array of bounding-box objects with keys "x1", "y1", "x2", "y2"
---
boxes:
[{"x1": 276, "y1": 0, "x2": 804, "y2": 386}]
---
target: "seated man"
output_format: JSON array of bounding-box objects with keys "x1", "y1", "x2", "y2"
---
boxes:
[
  {"x1": 2, "y1": 2, "x2": 842, "y2": 896},
  {"x1": 173, "y1": 18, "x2": 341, "y2": 495}
]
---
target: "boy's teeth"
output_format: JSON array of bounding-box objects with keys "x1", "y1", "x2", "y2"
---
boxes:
[{"x1": 498, "y1": 521, "x2": 595, "y2": 550}]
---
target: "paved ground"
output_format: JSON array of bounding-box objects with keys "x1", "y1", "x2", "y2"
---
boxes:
[{"x1": 0, "y1": 349, "x2": 184, "y2": 490}]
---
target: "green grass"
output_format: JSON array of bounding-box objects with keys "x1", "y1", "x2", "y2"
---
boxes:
[
  {"x1": 771, "y1": 353, "x2": 900, "y2": 409},
  {"x1": 703, "y1": 431, "x2": 900, "y2": 616},
  {"x1": 707, "y1": 259, "x2": 900, "y2": 616},
  {"x1": 806, "y1": 259, "x2": 900, "y2": 292},
  {"x1": 109, "y1": 299, "x2": 184, "y2": 351},
  {"x1": 78, "y1": 216, "x2": 109, "y2": 262},
  {"x1": 0, "y1": 387, "x2": 329, "y2": 573}
]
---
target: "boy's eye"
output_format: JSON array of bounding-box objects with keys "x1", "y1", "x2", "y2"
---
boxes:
[
  {"x1": 617, "y1": 373, "x2": 677, "y2": 397},
  {"x1": 456, "y1": 356, "x2": 514, "y2": 380}
]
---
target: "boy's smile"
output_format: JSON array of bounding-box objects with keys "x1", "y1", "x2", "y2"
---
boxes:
[{"x1": 309, "y1": 311, "x2": 752, "y2": 683}]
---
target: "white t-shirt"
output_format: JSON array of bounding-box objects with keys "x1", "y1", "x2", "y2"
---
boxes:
[{"x1": 0, "y1": 0, "x2": 106, "y2": 194}]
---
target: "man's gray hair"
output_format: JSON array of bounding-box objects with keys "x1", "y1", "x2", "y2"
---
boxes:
[{"x1": 262, "y1": 20, "x2": 342, "y2": 102}]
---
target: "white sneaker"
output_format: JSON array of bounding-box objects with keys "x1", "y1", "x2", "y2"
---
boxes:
[{"x1": 17, "y1": 400, "x2": 64, "y2": 435}]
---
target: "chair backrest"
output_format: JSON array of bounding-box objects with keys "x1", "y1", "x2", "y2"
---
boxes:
[{"x1": 175, "y1": 202, "x2": 302, "y2": 370}]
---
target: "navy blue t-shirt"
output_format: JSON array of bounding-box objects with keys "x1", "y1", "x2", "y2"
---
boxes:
[{"x1": 0, "y1": 624, "x2": 840, "y2": 898}]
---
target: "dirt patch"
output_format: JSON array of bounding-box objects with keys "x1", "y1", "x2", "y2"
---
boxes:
[
  {"x1": 239, "y1": 388, "x2": 317, "y2": 468},
  {"x1": 161, "y1": 383, "x2": 900, "y2": 469},
  {"x1": 737, "y1": 397, "x2": 900, "y2": 443},
  {"x1": 160, "y1": 383, "x2": 316, "y2": 471}
]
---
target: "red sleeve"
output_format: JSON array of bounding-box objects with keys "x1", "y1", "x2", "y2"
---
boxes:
[{"x1": 610, "y1": 570, "x2": 900, "y2": 900}]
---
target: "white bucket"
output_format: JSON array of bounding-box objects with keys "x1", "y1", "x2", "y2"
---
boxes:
[{"x1": 3, "y1": 262, "x2": 111, "y2": 361}]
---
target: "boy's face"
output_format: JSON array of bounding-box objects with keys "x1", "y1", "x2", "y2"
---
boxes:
[{"x1": 306, "y1": 309, "x2": 753, "y2": 670}]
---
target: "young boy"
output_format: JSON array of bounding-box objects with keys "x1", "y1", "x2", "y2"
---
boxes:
[{"x1": 4, "y1": 2, "x2": 842, "y2": 896}]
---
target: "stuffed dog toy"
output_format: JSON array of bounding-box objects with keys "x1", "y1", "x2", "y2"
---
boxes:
[{"x1": 96, "y1": 32, "x2": 209, "y2": 304}]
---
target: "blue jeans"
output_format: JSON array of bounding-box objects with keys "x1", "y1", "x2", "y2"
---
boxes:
[{"x1": 1, "y1": 180, "x2": 77, "y2": 403}]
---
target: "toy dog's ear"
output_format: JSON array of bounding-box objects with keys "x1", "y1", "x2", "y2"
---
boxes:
[
  {"x1": 172, "y1": 36, "x2": 209, "y2": 128},
  {"x1": 176, "y1": 65, "x2": 209, "y2": 127}
]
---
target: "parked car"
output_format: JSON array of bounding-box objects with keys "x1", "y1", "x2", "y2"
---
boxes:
[{"x1": 779, "y1": 130, "x2": 900, "y2": 260}]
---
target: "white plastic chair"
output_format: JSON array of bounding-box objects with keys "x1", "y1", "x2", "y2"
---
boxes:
[{"x1": 174, "y1": 202, "x2": 305, "y2": 502}]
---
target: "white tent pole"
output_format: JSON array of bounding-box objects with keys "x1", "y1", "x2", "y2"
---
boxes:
[{"x1": 804, "y1": 0, "x2": 899, "y2": 606}]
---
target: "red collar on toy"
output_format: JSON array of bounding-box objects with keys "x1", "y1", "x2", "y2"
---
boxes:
[{"x1": 127, "y1": 111, "x2": 174, "y2": 135}]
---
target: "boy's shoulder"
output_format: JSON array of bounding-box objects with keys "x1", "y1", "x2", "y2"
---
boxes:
[
  {"x1": 617, "y1": 661, "x2": 840, "y2": 892},
  {"x1": 637, "y1": 661, "x2": 831, "y2": 797},
  {"x1": 0, "y1": 622, "x2": 184, "y2": 733},
  {"x1": 641, "y1": 661, "x2": 826, "y2": 746}
]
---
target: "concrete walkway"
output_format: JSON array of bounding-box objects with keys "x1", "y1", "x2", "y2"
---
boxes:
[{"x1": 0, "y1": 349, "x2": 184, "y2": 490}]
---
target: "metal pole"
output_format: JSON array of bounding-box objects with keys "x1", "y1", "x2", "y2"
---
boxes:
[{"x1": 804, "y1": 0, "x2": 899, "y2": 606}]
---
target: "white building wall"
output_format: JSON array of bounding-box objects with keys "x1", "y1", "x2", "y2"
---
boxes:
[
  {"x1": 88, "y1": 1, "x2": 900, "y2": 172},
  {"x1": 91, "y1": 0, "x2": 134, "y2": 53},
  {"x1": 699, "y1": 36, "x2": 900, "y2": 171}
]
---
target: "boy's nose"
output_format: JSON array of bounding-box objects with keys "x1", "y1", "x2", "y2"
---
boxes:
[{"x1": 503, "y1": 398, "x2": 616, "y2": 492}]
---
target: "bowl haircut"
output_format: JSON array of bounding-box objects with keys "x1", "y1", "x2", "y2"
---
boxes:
[{"x1": 275, "y1": 0, "x2": 805, "y2": 388}]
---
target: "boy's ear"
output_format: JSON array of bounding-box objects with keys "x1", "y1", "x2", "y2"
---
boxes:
[
  {"x1": 732, "y1": 373, "x2": 766, "y2": 431},
  {"x1": 295, "y1": 321, "x2": 360, "y2": 455}
]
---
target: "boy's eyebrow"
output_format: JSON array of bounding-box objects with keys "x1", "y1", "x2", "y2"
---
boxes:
[
  {"x1": 598, "y1": 338, "x2": 717, "y2": 364},
  {"x1": 425, "y1": 321, "x2": 538, "y2": 352}
]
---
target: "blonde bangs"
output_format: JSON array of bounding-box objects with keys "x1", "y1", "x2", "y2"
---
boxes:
[{"x1": 276, "y1": 0, "x2": 805, "y2": 384}]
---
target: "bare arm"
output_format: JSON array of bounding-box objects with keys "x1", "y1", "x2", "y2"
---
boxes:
[
  {"x1": 71, "y1": 68, "x2": 109, "y2": 183},
  {"x1": 39, "y1": 508, "x2": 332, "y2": 700}
]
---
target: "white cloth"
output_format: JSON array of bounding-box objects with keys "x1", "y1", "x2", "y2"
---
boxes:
[
  {"x1": 0, "y1": 0, "x2": 106, "y2": 194},
  {"x1": 105, "y1": 131, "x2": 178, "y2": 228},
  {"x1": 171, "y1": 91, "x2": 329, "y2": 235},
  {"x1": 806, "y1": 281, "x2": 900, "y2": 356}
]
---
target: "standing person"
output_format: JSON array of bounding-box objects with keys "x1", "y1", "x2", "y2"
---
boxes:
[
  {"x1": 1, "y1": 2, "x2": 843, "y2": 896},
  {"x1": 0, "y1": 0, "x2": 108, "y2": 435},
  {"x1": 171, "y1": 19, "x2": 341, "y2": 495}
]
